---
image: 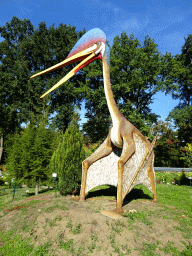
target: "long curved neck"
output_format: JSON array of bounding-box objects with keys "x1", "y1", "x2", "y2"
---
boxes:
[{"x1": 102, "y1": 56, "x2": 122, "y2": 124}]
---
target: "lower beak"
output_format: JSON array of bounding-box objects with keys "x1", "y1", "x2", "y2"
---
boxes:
[{"x1": 30, "y1": 50, "x2": 96, "y2": 98}]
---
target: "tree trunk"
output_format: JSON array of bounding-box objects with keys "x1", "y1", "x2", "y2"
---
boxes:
[
  {"x1": 0, "y1": 136, "x2": 3, "y2": 163},
  {"x1": 35, "y1": 183, "x2": 38, "y2": 195}
]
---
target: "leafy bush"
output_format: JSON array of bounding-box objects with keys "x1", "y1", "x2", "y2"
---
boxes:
[
  {"x1": 179, "y1": 171, "x2": 189, "y2": 185},
  {"x1": 155, "y1": 171, "x2": 192, "y2": 185},
  {"x1": 180, "y1": 143, "x2": 192, "y2": 167},
  {"x1": 0, "y1": 177, "x2": 4, "y2": 186}
]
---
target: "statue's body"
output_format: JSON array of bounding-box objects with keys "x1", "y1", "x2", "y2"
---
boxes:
[{"x1": 31, "y1": 28, "x2": 157, "y2": 213}]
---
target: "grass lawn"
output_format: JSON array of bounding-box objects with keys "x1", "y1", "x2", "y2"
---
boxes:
[{"x1": 0, "y1": 183, "x2": 192, "y2": 256}]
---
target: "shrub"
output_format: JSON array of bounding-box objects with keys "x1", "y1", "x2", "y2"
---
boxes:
[
  {"x1": 0, "y1": 177, "x2": 4, "y2": 186},
  {"x1": 179, "y1": 170, "x2": 188, "y2": 185},
  {"x1": 180, "y1": 143, "x2": 192, "y2": 167},
  {"x1": 49, "y1": 114, "x2": 86, "y2": 195},
  {"x1": 155, "y1": 171, "x2": 191, "y2": 185}
]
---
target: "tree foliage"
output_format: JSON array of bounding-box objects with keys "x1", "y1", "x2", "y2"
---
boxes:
[
  {"x1": 49, "y1": 112, "x2": 86, "y2": 195},
  {"x1": 0, "y1": 136, "x2": 3, "y2": 163},
  {"x1": 168, "y1": 106, "x2": 192, "y2": 147},
  {"x1": 1, "y1": 16, "x2": 192, "y2": 170},
  {"x1": 153, "y1": 121, "x2": 181, "y2": 167},
  {"x1": 111, "y1": 33, "x2": 162, "y2": 117},
  {"x1": 180, "y1": 143, "x2": 192, "y2": 167},
  {"x1": 5, "y1": 119, "x2": 57, "y2": 188},
  {"x1": 166, "y1": 35, "x2": 192, "y2": 145},
  {"x1": 0, "y1": 16, "x2": 86, "y2": 163}
]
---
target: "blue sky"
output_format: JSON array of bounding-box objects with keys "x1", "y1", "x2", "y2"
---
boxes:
[{"x1": 1, "y1": 0, "x2": 191, "y2": 128}]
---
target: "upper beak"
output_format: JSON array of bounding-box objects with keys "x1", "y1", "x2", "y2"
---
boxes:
[{"x1": 30, "y1": 45, "x2": 99, "y2": 98}]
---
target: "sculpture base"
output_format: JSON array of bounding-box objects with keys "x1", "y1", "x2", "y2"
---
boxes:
[{"x1": 101, "y1": 210, "x2": 124, "y2": 219}]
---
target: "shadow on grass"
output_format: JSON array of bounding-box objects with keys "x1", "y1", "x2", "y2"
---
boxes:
[
  {"x1": 86, "y1": 185, "x2": 117, "y2": 200},
  {"x1": 123, "y1": 187, "x2": 153, "y2": 206},
  {"x1": 38, "y1": 188, "x2": 54, "y2": 194},
  {"x1": 85, "y1": 185, "x2": 153, "y2": 206},
  {"x1": 21, "y1": 188, "x2": 54, "y2": 198}
]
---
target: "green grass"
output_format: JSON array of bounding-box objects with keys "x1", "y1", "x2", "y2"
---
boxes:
[
  {"x1": 66, "y1": 218, "x2": 82, "y2": 234},
  {"x1": 141, "y1": 242, "x2": 158, "y2": 256},
  {"x1": 156, "y1": 184, "x2": 192, "y2": 213},
  {"x1": 61, "y1": 239, "x2": 74, "y2": 251},
  {"x1": 0, "y1": 231, "x2": 34, "y2": 255}
]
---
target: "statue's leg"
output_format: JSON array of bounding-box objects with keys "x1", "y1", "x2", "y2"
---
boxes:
[
  {"x1": 147, "y1": 151, "x2": 158, "y2": 202},
  {"x1": 117, "y1": 136, "x2": 135, "y2": 212},
  {"x1": 79, "y1": 130, "x2": 113, "y2": 202}
]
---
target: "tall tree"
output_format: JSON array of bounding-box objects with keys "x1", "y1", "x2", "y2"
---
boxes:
[
  {"x1": 30, "y1": 22, "x2": 86, "y2": 132},
  {"x1": 167, "y1": 106, "x2": 192, "y2": 147},
  {"x1": 81, "y1": 57, "x2": 111, "y2": 143},
  {"x1": 166, "y1": 35, "x2": 192, "y2": 145},
  {"x1": 0, "y1": 136, "x2": 3, "y2": 163},
  {"x1": 49, "y1": 111, "x2": 85, "y2": 195},
  {"x1": 153, "y1": 121, "x2": 181, "y2": 167},
  {"x1": 5, "y1": 125, "x2": 35, "y2": 185},
  {"x1": 0, "y1": 16, "x2": 34, "y2": 163},
  {"x1": 0, "y1": 16, "x2": 87, "y2": 163},
  {"x1": 31, "y1": 111, "x2": 58, "y2": 194},
  {"x1": 5, "y1": 117, "x2": 57, "y2": 191}
]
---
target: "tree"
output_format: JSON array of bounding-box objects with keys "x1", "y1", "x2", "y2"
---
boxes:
[
  {"x1": 0, "y1": 16, "x2": 87, "y2": 163},
  {"x1": 5, "y1": 116, "x2": 57, "y2": 192},
  {"x1": 167, "y1": 106, "x2": 192, "y2": 147},
  {"x1": 110, "y1": 33, "x2": 165, "y2": 134},
  {"x1": 31, "y1": 22, "x2": 86, "y2": 132},
  {"x1": 180, "y1": 143, "x2": 192, "y2": 167},
  {"x1": 165, "y1": 35, "x2": 192, "y2": 145},
  {"x1": 82, "y1": 65, "x2": 112, "y2": 144},
  {"x1": 30, "y1": 113, "x2": 58, "y2": 194},
  {"x1": 0, "y1": 16, "x2": 32, "y2": 163},
  {"x1": 0, "y1": 136, "x2": 3, "y2": 163},
  {"x1": 49, "y1": 111, "x2": 86, "y2": 195},
  {"x1": 4, "y1": 133, "x2": 24, "y2": 185},
  {"x1": 153, "y1": 121, "x2": 181, "y2": 167}
]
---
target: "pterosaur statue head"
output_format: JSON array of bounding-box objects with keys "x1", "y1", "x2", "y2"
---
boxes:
[{"x1": 31, "y1": 28, "x2": 109, "y2": 98}]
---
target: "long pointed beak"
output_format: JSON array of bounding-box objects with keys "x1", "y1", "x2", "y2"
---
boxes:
[
  {"x1": 40, "y1": 52, "x2": 95, "y2": 98},
  {"x1": 30, "y1": 45, "x2": 99, "y2": 98}
]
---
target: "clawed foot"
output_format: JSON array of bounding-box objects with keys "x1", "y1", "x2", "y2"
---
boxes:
[
  {"x1": 79, "y1": 199, "x2": 85, "y2": 202},
  {"x1": 71, "y1": 195, "x2": 86, "y2": 202},
  {"x1": 116, "y1": 207, "x2": 125, "y2": 214},
  {"x1": 78, "y1": 196, "x2": 86, "y2": 202},
  {"x1": 152, "y1": 198, "x2": 158, "y2": 203}
]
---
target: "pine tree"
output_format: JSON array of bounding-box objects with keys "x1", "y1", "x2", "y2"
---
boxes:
[
  {"x1": 31, "y1": 114, "x2": 58, "y2": 194},
  {"x1": 5, "y1": 124, "x2": 37, "y2": 186},
  {"x1": 49, "y1": 112, "x2": 86, "y2": 195},
  {"x1": 5, "y1": 133, "x2": 24, "y2": 185},
  {"x1": 5, "y1": 120, "x2": 57, "y2": 191}
]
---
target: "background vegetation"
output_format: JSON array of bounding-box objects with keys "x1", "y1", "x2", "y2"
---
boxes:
[{"x1": 0, "y1": 16, "x2": 191, "y2": 190}]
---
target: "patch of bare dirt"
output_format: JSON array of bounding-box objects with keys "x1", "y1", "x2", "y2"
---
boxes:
[{"x1": 3, "y1": 204, "x2": 28, "y2": 212}]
